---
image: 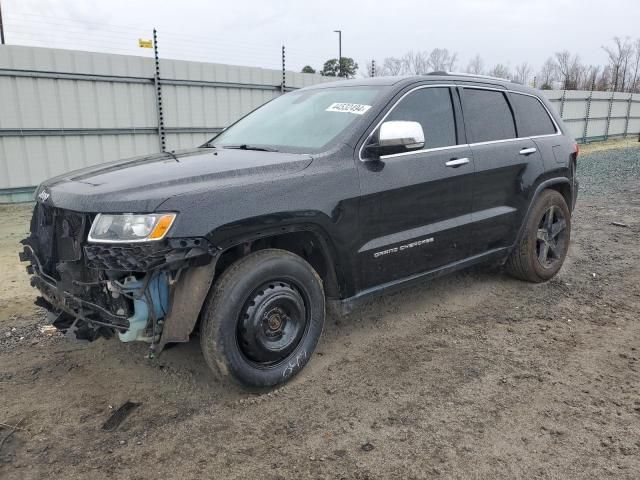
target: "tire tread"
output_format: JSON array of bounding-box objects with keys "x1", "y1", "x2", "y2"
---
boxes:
[
  {"x1": 505, "y1": 189, "x2": 570, "y2": 283},
  {"x1": 200, "y1": 249, "x2": 323, "y2": 387}
]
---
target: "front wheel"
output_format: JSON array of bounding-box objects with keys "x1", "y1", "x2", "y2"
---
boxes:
[
  {"x1": 200, "y1": 249, "x2": 325, "y2": 388},
  {"x1": 506, "y1": 189, "x2": 571, "y2": 283}
]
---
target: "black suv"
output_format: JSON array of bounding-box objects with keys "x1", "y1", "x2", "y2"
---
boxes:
[{"x1": 21, "y1": 74, "x2": 578, "y2": 388}]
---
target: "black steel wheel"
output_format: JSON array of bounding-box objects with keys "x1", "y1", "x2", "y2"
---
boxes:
[
  {"x1": 200, "y1": 249, "x2": 325, "y2": 389},
  {"x1": 506, "y1": 189, "x2": 571, "y2": 283},
  {"x1": 238, "y1": 281, "x2": 309, "y2": 366}
]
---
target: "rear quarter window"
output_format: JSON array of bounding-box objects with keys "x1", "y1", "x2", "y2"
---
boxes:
[
  {"x1": 510, "y1": 92, "x2": 557, "y2": 137},
  {"x1": 462, "y1": 89, "x2": 516, "y2": 143}
]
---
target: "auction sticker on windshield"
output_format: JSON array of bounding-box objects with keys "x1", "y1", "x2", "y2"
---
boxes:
[{"x1": 326, "y1": 103, "x2": 372, "y2": 115}]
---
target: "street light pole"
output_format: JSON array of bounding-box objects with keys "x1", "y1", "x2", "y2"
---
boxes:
[{"x1": 333, "y1": 29, "x2": 342, "y2": 77}]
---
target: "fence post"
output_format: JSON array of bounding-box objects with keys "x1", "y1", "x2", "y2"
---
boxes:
[
  {"x1": 152, "y1": 28, "x2": 166, "y2": 152},
  {"x1": 559, "y1": 90, "x2": 566, "y2": 119},
  {"x1": 281, "y1": 45, "x2": 285, "y2": 93},
  {"x1": 604, "y1": 90, "x2": 615, "y2": 141},
  {"x1": 623, "y1": 95, "x2": 632, "y2": 138},
  {"x1": 582, "y1": 83, "x2": 594, "y2": 143}
]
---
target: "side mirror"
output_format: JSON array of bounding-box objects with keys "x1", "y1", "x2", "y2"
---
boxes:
[{"x1": 363, "y1": 121, "x2": 425, "y2": 159}]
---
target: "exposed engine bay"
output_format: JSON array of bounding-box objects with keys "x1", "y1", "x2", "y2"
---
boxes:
[{"x1": 20, "y1": 203, "x2": 217, "y2": 356}]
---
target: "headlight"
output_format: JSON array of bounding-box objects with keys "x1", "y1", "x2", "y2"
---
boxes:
[{"x1": 88, "y1": 213, "x2": 176, "y2": 243}]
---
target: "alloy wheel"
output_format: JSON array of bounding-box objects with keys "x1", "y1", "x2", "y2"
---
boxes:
[{"x1": 536, "y1": 205, "x2": 568, "y2": 268}]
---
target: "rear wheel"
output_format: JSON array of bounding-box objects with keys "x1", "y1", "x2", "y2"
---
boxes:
[
  {"x1": 506, "y1": 189, "x2": 571, "y2": 282},
  {"x1": 200, "y1": 249, "x2": 325, "y2": 388}
]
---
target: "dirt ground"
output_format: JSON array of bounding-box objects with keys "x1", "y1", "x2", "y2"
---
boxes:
[{"x1": 1, "y1": 140, "x2": 639, "y2": 479}]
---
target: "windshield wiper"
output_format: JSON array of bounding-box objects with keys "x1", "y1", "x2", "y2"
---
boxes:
[{"x1": 222, "y1": 144, "x2": 279, "y2": 152}]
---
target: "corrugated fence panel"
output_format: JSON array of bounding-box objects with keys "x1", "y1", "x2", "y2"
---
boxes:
[
  {"x1": 0, "y1": 45, "x2": 330, "y2": 195},
  {"x1": 0, "y1": 44, "x2": 638, "y2": 200},
  {"x1": 541, "y1": 89, "x2": 640, "y2": 141}
]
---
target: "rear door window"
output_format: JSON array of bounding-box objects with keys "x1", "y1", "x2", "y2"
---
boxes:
[
  {"x1": 386, "y1": 87, "x2": 457, "y2": 149},
  {"x1": 510, "y1": 93, "x2": 557, "y2": 136},
  {"x1": 462, "y1": 89, "x2": 516, "y2": 143}
]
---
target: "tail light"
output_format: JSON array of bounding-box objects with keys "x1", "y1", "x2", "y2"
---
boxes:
[{"x1": 573, "y1": 142, "x2": 579, "y2": 158}]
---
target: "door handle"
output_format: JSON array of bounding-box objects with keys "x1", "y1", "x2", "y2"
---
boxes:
[
  {"x1": 519, "y1": 147, "x2": 537, "y2": 155},
  {"x1": 445, "y1": 157, "x2": 470, "y2": 168}
]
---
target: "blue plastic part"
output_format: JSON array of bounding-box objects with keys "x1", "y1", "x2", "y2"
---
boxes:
[{"x1": 118, "y1": 272, "x2": 169, "y2": 343}]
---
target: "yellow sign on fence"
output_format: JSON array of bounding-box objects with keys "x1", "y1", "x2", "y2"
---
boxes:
[{"x1": 138, "y1": 39, "x2": 153, "y2": 49}]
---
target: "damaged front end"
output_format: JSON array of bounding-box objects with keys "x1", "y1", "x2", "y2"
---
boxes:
[{"x1": 20, "y1": 203, "x2": 218, "y2": 356}]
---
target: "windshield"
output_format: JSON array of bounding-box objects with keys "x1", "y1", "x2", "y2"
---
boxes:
[{"x1": 208, "y1": 86, "x2": 387, "y2": 153}]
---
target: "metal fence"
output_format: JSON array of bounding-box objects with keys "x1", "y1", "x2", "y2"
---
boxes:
[
  {"x1": 0, "y1": 45, "x2": 332, "y2": 202},
  {"x1": 543, "y1": 89, "x2": 640, "y2": 143},
  {"x1": 1, "y1": 44, "x2": 639, "y2": 203}
]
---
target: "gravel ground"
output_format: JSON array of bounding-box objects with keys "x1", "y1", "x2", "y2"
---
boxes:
[
  {"x1": 579, "y1": 140, "x2": 640, "y2": 195},
  {"x1": 1, "y1": 141, "x2": 639, "y2": 479}
]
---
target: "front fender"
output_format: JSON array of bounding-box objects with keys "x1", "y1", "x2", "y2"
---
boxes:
[
  {"x1": 157, "y1": 256, "x2": 218, "y2": 351},
  {"x1": 207, "y1": 211, "x2": 355, "y2": 299}
]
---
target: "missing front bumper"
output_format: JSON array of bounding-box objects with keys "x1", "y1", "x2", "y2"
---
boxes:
[{"x1": 20, "y1": 239, "x2": 219, "y2": 352}]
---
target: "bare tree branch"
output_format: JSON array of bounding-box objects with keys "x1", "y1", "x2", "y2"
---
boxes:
[
  {"x1": 402, "y1": 50, "x2": 430, "y2": 75},
  {"x1": 378, "y1": 57, "x2": 401, "y2": 76},
  {"x1": 514, "y1": 62, "x2": 532, "y2": 85},
  {"x1": 466, "y1": 54, "x2": 484, "y2": 75},
  {"x1": 487, "y1": 63, "x2": 511, "y2": 79},
  {"x1": 538, "y1": 57, "x2": 557, "y2": 89},
  {"x1": 427, "y1": 48, "x2": 457, "y2": 72}
]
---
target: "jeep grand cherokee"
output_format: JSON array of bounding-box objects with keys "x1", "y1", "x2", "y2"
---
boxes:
[{"x1": 21, "y1": 73, "x2": 578, "y2": 388}]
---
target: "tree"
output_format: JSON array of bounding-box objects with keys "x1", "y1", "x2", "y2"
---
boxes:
[
  {"x1": 487, "y1": 63, "x2": 511, "y2": 79},
  {"x1": 538, "y1": 57, "x2": 557, "y2": 89},
  {"x1": 555, "y1": 50, "x2": 581, "y2": 89},
  {"x1": 630, "y1": 38, "x2": 640, "y2": 93},
  {"x1": 402, "y1": 50, "x2": 429, "y2": 75},
  {"x1": 596, "y1": 65, "x2": 612, "y2": 91},
  {"x1": 427, "y1": 48, "x2": 457, "y2": 72},
  {"x1": 584, "y1": 65, "x2": 597, "y2": 90},
  {"x1": 466, "y1": 54, "x2": 484, "y2": 75},
  {"x1": 514, "y1": 62, "x2": 532, "y2": 85},
  {"x1": 603, "y1": 36, "x2": 634, "y2": 91},
  {"x1": 381, "y1": 56, "x2": 403, "y2": 76},
  {"x1": 320, "y1": 57, "x2": 358, "y2": 78},
  {"x1": 301, "y1": 65, "x2": 316, "y2": 74}
]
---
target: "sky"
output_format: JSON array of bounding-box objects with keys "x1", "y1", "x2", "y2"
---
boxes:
[{"x1": 2, "y1": 0, "x2": 639, "y2": 75}]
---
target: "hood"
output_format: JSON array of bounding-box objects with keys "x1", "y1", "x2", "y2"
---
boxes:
[{"x1": 38, "y1": 148, "x2": 313, "y2": 213}]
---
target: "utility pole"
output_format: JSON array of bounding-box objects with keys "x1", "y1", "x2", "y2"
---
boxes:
[
  {"x1": 333, "y1": 30, "x2": 342, "y2": 77},
  {"x1": 0, "y1": 0, "x2": 6, "y2": 45}
]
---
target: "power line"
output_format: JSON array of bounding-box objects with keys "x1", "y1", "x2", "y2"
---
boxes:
[
  {"x1": 4, "y1": 12, "x2": 335, "y2": 73},
  {"x1": 7, "y1": 12, "x2": 320, "y2": 53},
  {"x1": 7, "y1": 12, "x2": 334, "y2": 60}
]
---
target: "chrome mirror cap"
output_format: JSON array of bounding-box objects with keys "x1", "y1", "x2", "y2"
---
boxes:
[{"x1": 379, "y1": 121, "x2": 425, "y2": 150}]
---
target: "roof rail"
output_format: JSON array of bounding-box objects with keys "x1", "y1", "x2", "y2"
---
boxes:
[{"x1": 426, "y1": 71, "x2": 517, "y2": 83}]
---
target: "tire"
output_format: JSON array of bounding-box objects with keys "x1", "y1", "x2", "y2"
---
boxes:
[
  {"x1": 506, "y1": 189, "x2": 571, "y2": 283},
  {"x1": 200, "y1": 248, "x2": 325, "y2": 389}
]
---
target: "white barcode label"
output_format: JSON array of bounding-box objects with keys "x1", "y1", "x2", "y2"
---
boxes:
[{"x1": 325, "y1": 103, "x2": 372, "y2": 115}]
